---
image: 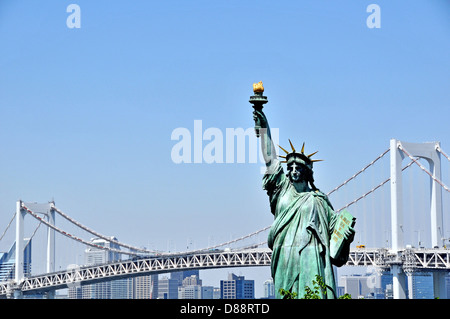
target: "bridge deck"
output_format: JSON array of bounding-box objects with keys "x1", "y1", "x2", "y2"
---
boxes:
[{"x1": 1, "y1": 248, "x2": 449, "y2": 296}]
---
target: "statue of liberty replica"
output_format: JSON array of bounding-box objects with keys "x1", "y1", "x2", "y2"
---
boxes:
[{"x1": 250, "y1": 82, "x2": 355, "y2": 299}]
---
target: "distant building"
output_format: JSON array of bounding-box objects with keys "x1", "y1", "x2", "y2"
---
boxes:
[
  {"x1": 178, "y1": 285, "x2": 202, "y2": 299},
  {"x1": 410, "y1": 272, "x2": 434, "y2": 299},
  {"x1": 134, "y1": 274, "x2": 158, "y2": 299},
  {"x1": 178, "y1": 274, "x2": 203, "y2": 299},
  {"x1": 68, "y1": 237, "x2": 132, "y2": 299},
  {"x1": 263, "y1": 279, "x2": 275, "y2": 299},
  {"x1": 336, "y1": 286, "x2": 345, "y2": 298},
  {"x1": 0, "y1": 239, "x2": 32, "y2": 282},
  {"x1": 446, "y1": 275, "x2": 450, "y2": 299},
  {"x1": 380, "y1": 272, "x2": 393, "y2": 295},
  {"x1": 385, "y1": 284, "x2": 393, "y2": 299},
  {"x1": 220, "y1": 273, "x2": 254, "y2": 299},
  {"x1": 182, "y1": 274, "x2": 202, "y2": 286},
  {"x1": 0, "y1": 239, "x2": 38, "y2": 298},
  {"x1": 171, "y1": 270, "x2": 200, "y2": 286},
  {"x1": 340, "y1": 274, "x2": 374, "y2": 299},
  {"x1": 158, "y1": 276, "x2": 179, "y2": 299},
  {"x1": 202, "y1": 286, "x2": 215, "y2": 299},
  {"x1": 213, "y1": 287, "x2": 221, "y2": 299}
]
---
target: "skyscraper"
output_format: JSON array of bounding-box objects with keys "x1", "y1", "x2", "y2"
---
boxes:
[
  {"x1": 220, "y1": 273, "x2": 254, "y2": 299},
  {"x1": 171, "y1": 270, "x2": 200, "y2": 286},
  {"x1": 178, "y1": 285, "x2": 202, "y2": 299},
  {"x1": 69, "y1": 237, "x2": 132, "y2": 299},
  {"x1": 263, "y1": 279, "x2": 275, "y2": 299},
  {"x1": 410, "y1": 272, "x2": 434, "y2": 299},
  {"x1": 158, "y1": 276, "x2": 179, "y2": 299},
  {"x1": 134, "y1": 274, "x2": 158, "y2": 299},
  {"x1": 340, "y1": 274, "x2": 373, "y2": 299},
  {"x1": 0, "y1": 239, "x2": 32, "y2": 282}
]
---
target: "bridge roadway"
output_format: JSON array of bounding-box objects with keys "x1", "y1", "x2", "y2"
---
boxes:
[{"x1": 1, "y1": 247, "x2": 449, "y2": 297}]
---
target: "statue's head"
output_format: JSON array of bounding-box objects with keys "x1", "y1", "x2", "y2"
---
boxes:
[
  {"x1": 286, "y1": 153, "x2": 313, "y2": 183},
  {"x1": 279, "y1": 140, "x2": 322, "y2": 188}
]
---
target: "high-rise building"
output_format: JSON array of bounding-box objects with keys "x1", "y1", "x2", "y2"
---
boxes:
[
  {"x1": 446, "y1": 275, "x2": 450, "y2": 299},
  {"x1": 263, "y1": 279, "x2": 275, "y2": 299},
  {"x1": 84, "y1": 237, "x2": 121, "y2": 265},
  {"x1": 410, "y1": 272, "x2": 434, "y2": 299},
  {"x1": 340, "y1": 274, "x2": 373, "y2": 299},
  {"x1": 177, "y1": 274, "x2": 213, "y2": 299},
  {"x1": 171, "y1": 270, "x2": 200, "y2": 286},
  {"x1": 182, "y1": 274, "x2": 202, "y2": 286},
  {"x1": 68, "y1": 286, "x2": 82, "y2": 299},
  {"x1": 220, "y1": 273, "x2": 254, "y2": 299},
  {"x1": 178, "y1": 285, "x2": 202, "y2": 299},
  {"x1": 213, "y1": 287, "x2": 221, "y2": 299},
  {"x1": 169, "y1": 270, "x2": 202, "y2": 299},
  {"x1": 201, "y1": 286, "x2": 215, "y2": 299},
  {"x1": 158, "y1": 276, "x2": 179, "y2": 299},
  {"x1": 69, "y1": 237, "x2": 132, "y2": 299},
  {"x1": 134, "y1": 274, "x2": 158, "y2": 299},
  {"x1": 0, "y1": 239, "x2": 32, "y2": 282}
]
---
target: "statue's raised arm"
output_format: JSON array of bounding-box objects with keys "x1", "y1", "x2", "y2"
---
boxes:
[
  {"x1": 253, "y1": 109, "x2": 278, "y2": 166},
  {"x1": 249, "y1": 82, "x2": 277, "y2": 166}
]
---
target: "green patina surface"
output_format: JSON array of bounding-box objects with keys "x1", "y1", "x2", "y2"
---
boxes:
[{"x1": 250, "y1": 83, "x2": 355, "y2": 299}]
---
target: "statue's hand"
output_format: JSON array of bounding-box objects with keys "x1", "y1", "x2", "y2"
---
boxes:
[
  {"x1": 344, "y1": 226, "x2": 355, "y2": 243},
  {"x1": 253, "y1": 109, "x2": 268, "y2": 128}
]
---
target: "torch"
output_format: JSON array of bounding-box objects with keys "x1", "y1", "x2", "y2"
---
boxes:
[{"x1": 249, "y1": 81, "x2": 268, "y2": 138}]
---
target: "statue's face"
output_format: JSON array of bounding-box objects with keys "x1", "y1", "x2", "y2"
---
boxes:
[{"x1": 287, "y1": 161, "x2": 307, "y2": 183}]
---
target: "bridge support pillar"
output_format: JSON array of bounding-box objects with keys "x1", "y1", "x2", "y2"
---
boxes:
[
  {"x1": 391, "y1": 265, "x2": 407, "y2": 299},
  {"x1": 15, "y1": 200, "x2": 25, "y2": 285},
  {"x1": 47, "y1": 203, "x2": 56, "y2": 274},
  {"x1": 406, "y1": 272, "x2": 414, "y2": 299},
  {"x1": 13, "y1": 289, "x2": 23, "y2": 299},
  {"x1": 390, "y1": 139, "x2": 404, "y2": 252},
  {"x1": 433, "y1": 272, "x2": 447, "y2": 299}
]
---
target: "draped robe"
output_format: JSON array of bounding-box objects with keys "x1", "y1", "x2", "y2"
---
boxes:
[{"x1": 263, "y1": 161, "x2": 349, "y2": 299}]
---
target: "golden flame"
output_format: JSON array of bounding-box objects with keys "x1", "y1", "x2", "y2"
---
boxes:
[{"x1": 253, "y1": 81, "x2": 264, "y2": 93}]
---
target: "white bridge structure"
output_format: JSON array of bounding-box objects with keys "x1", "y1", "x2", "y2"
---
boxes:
[{"x1": 1, "y1": 139, "x2": 449, "y2": 299}]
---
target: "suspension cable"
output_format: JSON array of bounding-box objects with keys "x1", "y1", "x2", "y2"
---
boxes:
[
  {"x1": 234, "y1": 241, "x2": 269, "y2": 250},
  {"x1": 25, "y1": 221, "x2": 42, "y2": 249},
  {"x1": 0, "y1": 212, "x2": 16, "y2": 242},
  {"x1": 335, "y1": 159, "x2": 415, "y2": 212},
  {"x1": 21, "y1": 203, "x2": 138, "y2": 256},
  {"x1": 54, "y1": 205, "x2": 269, "y2": 255},
  {"x1": 52, "y1": 206, "x2": 160, "y2": 254},
  {"x1": 437, "y1": 146, "x2": 450, "y2": 162},
  {"x1": 327, "y1": 148, "x2": 390, "y2": 196},
  {"x1": 399, "y1": 145, "x2": 450, "y2": 193},
  {"x1": 183, "y1": 226, "x2": 271, "y2": 254}
]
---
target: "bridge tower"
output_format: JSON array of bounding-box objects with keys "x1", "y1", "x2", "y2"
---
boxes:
[
  {"x1": 390, "y1": 139, "x2": 444, "y2": 299},
  {"x1": 14, "y1": 200, "x2": 56, "y2": 299},
  {"x1": 14, "y1": 201, "x2": 25, "y2": 299}
]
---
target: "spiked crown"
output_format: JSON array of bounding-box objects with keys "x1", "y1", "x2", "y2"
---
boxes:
[{"x1": 278, "y1": 140, "x2": 323, "y2": 169}]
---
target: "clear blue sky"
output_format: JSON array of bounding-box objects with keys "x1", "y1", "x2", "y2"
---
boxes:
[{"x1": 0, "y1": 1, "x2": 449, "y2": 296}]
